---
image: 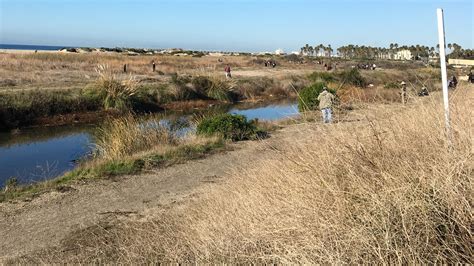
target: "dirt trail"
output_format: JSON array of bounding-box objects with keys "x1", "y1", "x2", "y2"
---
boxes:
[
  {"x1": 232, "y1": 68, "x2": 314, "y2": 78},
  {"x1": 0, "y1": 98, "x2": 418, "y2": 261}
]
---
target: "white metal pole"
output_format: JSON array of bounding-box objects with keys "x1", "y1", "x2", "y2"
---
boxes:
[{"x1": 436, "y1": 8, "x2": 451, "y2": 147}]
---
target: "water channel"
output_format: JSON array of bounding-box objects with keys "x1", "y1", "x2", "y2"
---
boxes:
[{"x1": 0, "y1": 100, "x2": 299, "y2": 187}]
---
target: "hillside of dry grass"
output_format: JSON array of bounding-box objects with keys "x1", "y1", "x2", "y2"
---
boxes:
[{"x1": 1, "y1": 83, "x2": 472, "y2": 263}]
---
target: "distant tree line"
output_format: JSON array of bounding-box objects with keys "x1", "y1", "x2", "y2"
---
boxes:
[
  {"x1": 300, "y1": 43, "x2": 473, "y2": 60},
  {"x1": 300, "y1": 44, "x2": 333, "y2": 57}
]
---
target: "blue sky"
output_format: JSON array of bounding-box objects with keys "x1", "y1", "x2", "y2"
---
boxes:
[{"x1": 0, "y1": 0, "x2": 472, "y2": 52}]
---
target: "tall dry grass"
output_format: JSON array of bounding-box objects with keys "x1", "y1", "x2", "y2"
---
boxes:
[
  {"x1": 91, "y1": 64, "x2": 140, "y2": 111},
  {"x1": 14, "y1": 86, "x2": 473, "y2": 263},
  {"x1": 94, "y1": 114, "x2": 175, "y2": 160}
]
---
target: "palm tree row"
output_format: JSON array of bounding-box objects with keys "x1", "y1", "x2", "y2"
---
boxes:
[
  {"x1": 300, "y1": 44, "x2": 333, "y2": 57},
  {"x1": 300, "y1": 43, "x2": 473, "y2": 60}
]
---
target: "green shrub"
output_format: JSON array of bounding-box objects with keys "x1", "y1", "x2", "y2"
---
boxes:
[
  {"x1": 298, "y1": 82, "x2": 336, "y2": 112},
  {"x1": 308, "y1": 72, "x2": 336, "y2": 83},
  {"x1": 339, "y1": 68, "x2": 367, "y2": 87},
  {"x1": 196, "y1": 114, "x2": 264, "y2": 141}
]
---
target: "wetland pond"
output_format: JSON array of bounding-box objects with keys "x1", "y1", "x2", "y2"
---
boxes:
[{"x1": 0, "y1": 100, "x2": 299, "y2": 187}]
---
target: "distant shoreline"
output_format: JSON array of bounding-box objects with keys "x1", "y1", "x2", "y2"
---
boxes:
[
  {"x1": 0, "y1": 44, "x2": 68, "y2": 51},
  {"x1": 0, "y1": 49, "x2": 59, "y2": 54}
]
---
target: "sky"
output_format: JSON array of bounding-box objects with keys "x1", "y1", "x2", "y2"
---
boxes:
[{"x1": 0, "y1": 0, "x2": 472, "y2": 52}]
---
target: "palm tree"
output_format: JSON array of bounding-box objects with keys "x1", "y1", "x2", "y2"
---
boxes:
[
  {"x1": 316, "y1": 44, "x2": 324, "y2": 57},
  {"x1": 327, "y1": 44, "x2": 333, "y2": 57},
  {"x1": 308, "y1": 46, "x2": 314, "y2": 56}
]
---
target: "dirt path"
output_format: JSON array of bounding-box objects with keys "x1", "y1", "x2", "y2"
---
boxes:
[{"x1": 232, "y1": 68, "x2": 314, "y2": 78}]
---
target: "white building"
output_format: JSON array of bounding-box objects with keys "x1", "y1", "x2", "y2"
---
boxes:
[
  {"x1": 315, "y1": 50, "x2": 326, "y2": 57},
  {"x1": 394, "y1": 49, "x2": 413, "y2": 60},
  {"x1": 275, "y1": 49, "x2": 285, "y2": 55}
]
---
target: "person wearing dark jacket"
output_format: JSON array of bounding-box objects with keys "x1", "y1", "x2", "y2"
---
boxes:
[{"x1": 468, "y1": 71, "x2": 474, "y2": 83}]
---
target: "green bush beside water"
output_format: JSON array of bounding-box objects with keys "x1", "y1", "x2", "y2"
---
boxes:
[{"x1": 197, "y1": 114, "x2": 265, "y2": 141}]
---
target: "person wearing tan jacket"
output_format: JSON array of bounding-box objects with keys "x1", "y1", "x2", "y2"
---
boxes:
[{"x1": 317, "y1": 87, "x2": 335, "y2": 123}]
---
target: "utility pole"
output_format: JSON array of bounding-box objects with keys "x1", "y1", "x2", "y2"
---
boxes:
[{"x1": 436, "y1": 8, "x2": 452, "y2": 148}]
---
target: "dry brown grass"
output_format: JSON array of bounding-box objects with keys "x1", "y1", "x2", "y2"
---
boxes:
[
  {"x1": 14, "y1": 85, "x2": 473, "y2": 263},
  {"x1": 0, "y1": 52, "x2": 313, "y2": 98},
  {"x1": 338, "y1": 85, "x2": 401, "y2": 103},
  {"x1": 94, "y1": 114, "x2": 176, "y2": 160}
]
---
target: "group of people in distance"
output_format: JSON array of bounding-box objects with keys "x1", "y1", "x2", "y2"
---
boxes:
[
  {"x1": 319, "y1": 69, "x2": 472, "y2": 120},
  {"x1": 264, "y1": 60, "x2": 277, "y2": 68},
  {"x1": 316, "y1": 60, "x2": 336, "y2": 71},
  {"x1": 357, "y1": 63, "x2": 377, "y2": 70}
]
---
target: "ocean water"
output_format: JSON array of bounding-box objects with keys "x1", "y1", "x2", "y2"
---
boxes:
[{"x1": 0, "y1": 44, "x2": 70, "y2": 51}]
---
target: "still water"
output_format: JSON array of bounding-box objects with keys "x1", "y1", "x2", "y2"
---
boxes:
[{"x1": 0, "y1": 101, "x2": 299, "y2": 187}]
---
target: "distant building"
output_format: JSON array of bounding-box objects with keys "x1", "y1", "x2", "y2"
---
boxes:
[
  {"x1": 275, "y1": 49, "x2": 285, "y2": 55},
  {"x1": 316, "y1": 51, "x2": 326, "y2": 57},
  {"x1": 208, "y1": 52, "x2": 225, "y2": 57},
  {"x1": 448, "y1": 58, "x2": 474, "y2": 67},
  {"x1": 394, "y1": 49, "x2": 413, "y2": 60}
]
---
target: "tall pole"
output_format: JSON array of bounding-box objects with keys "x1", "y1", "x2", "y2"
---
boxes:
[{"x1": 437, "y1": 8, "x2": 452, "y2": 148}]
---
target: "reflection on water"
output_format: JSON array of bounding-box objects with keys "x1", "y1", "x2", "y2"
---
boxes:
[
  {"x1": 0, "y1": 126, "x2": 94, "y2": 187},
  {"x1": 229, "y1": 101, "x2": 299, "y2": 121},
  {"x1": 0, "y1": 100, "x2": 299, "y2": 187}
]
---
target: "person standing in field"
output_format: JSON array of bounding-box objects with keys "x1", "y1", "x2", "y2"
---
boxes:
[
  {"x1": 317, "y1": 87, "x2": 335, "y2": 123},
  {"x1": 224, "y1": 65, "x2": 232, "y2": 78},
  {"x1": 152, "y1": 60, "x2": 156, "y2": 72},
  {"x1": 400, "y1": 81, "x2": 407, "y2": 104},
  {"x1": 468, "y1": 70, "x2": 474, "y2": 83}
]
